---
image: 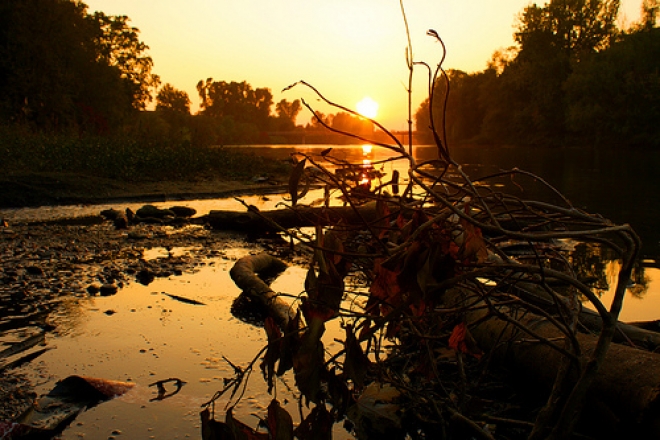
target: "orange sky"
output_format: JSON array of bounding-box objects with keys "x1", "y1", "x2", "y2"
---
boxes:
[{"x1": 84, "y1": 0, "x2": 644, "y2": 130}]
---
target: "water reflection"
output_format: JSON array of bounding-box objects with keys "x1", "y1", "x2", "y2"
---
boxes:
[{"x1": 572, "y1": 242, "x2": 659, "y2": 322}]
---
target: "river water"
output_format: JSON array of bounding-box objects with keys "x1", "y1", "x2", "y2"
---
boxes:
[{"x1": 1, "y1": 143, "x2": 659, "y2": 438}]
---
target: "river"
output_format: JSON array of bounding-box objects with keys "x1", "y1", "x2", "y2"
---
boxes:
[{"x1": 1, "y1": 143, "x2": 658, "y2": 438}]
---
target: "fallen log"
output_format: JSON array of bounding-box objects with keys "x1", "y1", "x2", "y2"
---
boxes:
[
  {"x1": 444, "y1": 288, "x2": 660, "y2": 437},
  {"x1": 512, "y1": 281, "x2": 660, "y2": 351},
  {"x1": 198, "y1": 202, "x2": 391, "y2": 232},
  {"x1": 229, "y1": 254, "x2": 295, "y2": 328}
]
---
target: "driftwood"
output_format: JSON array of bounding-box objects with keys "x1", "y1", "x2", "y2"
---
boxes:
[
  {"x1": 199, "y1": 203, "x2": 388, "y2": 232},
  {"x1": 513, "y1": 281, "x2": 660, "y2": 351},
  {"x1": 229, "y1": 254, "x2": 295, "y2": 327},
  {"x1": 444, "y1": 287, "x2": 660, "y2": 437}
]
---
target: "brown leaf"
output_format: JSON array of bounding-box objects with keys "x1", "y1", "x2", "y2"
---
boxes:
[
  {"x1": 293, "y1": 320, "x2": 325, "y2": 405},
  {"x1": 294, "y1": 404, "x2": 334, "y2": 440},
  {"x1": 260, "y1": 317, "x2": 282, "y2": 393},
  {"x1": 343, "y1": 325, "x2": 371, "y2": 389},
  {"x1": 201, "y1": 408, "x2": 232, "y2": 440},
  {"x1": 288, "y1": 158, "x2": 307, "y2": 207},
  {"x1": 226, "y1": 407, "x2": 269, "y2": 440},
  {"x1": 266, "y1": 399, "x2": 294, "y2": 440},
  {"x1": 448, "y1": 322, "x2": 483, "y2": 359}
]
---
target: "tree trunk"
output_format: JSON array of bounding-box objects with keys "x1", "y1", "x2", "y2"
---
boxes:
[{"x1": 444, "y1": 288, "x2": 660, "y2": 437}]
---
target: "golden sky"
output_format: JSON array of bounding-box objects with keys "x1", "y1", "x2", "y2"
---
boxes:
[{"x1": 84, "y1": 0, "x2": 643, "y2": 130}]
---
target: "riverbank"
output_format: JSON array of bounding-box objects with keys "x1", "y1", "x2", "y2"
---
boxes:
[
  {"x1": 0, "y1": 171, "x2": 287, "y2": 209},
  {"x1": 0, "y1": 212, "x2": 292, "y2": 431}
]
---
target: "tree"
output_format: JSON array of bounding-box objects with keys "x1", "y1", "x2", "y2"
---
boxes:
[
  {"x1": 273, "y1": 99, "x2": 301, "y2": 131},
  {"x1": 0, "y1": 0, "x2": 158, "y2": 132},
  {"x1": 496, "y1": 0, "x2": 621, "y2": 143},
  {"x1": 196, "y1": 79, "x2": 273, "y2": 131},
  {"x1": 640, "y1": 0, "x2": 659, "y2": 30},
  {"x1": 564, "y1": 27, "x2": 660, "y2": 146},
  {"x1": 515, "y1": 0, "x2": 620, "y2": 62},
  {"x1": 90, "y1": 11, "x2": 160, "y2": 111},
  {"x1": 156, "y1": 84, "x2": 190, "y2": 114}
]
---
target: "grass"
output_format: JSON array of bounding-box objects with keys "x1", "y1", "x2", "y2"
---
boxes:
[
  {"x1": 0, "y1": 125, "x2": 291, "y2": 207},
  {"x1": 0, "y1": 125, "x2": 289, "y2": 181}
]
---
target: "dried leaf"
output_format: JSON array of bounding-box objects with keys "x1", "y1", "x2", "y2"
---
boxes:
[
  {"x1": 226, "y1": 407, "x2": 269, "y2": 440},
  {"x1": 260, "y1": 317, "x2": 282, "y2": 393},
  {"x1": 294, "y1": 404, "x2": 334, "y2": 440},
  {"x1": 266, "y1": 399, "x2": 294, "y2": 440},
  {"x1": 201, "y1": 408, "x2": 232, "y2": 440},
  {"x1": 348, "y1": 382, "x2": 403, "y2": 438},
  {"x1": 459, "y1": 221, "x2": 489, "y2": 263},
  {"x1": 343, "y1": 325, "x2": 370, "y2": 389},
  {"x1": 288, "y1": 158, "x2": 307, "y2": 207},
  {"x1": 448, "y1": 322, "x2": 483, "y2": 359},
  {"x1": 293, "y1": 318, "x2": 325, "y2": 405},
  {"x1": 391, "y1": 169, "x2": 400, "y2": 195}
]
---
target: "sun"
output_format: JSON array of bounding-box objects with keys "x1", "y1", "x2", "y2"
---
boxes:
[{"x1": 356, "y1": 97, "x2": 379, "y2": 119}]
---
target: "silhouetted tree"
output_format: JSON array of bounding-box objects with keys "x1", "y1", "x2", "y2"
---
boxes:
[
  {"x1": 273, "y1": 99, "x2": 301, "y2": 131},
  {"x1": 156, "y1": 84, "x2": 191, "y2": 114},
  {"x1": 0, "y1": 0, "x2": 158, "y2": 132},
  {"x1": 196, "y1": 79, "x2": 273, "y2": 132},
  {"x1": 565, "y1": 27, "x2": 660, "y2": 146},
  {"x1": 90, "y1": 11, "x2": 160, "y2": 110}
]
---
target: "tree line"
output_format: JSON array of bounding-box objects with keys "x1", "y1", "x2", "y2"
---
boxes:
[
  {"x1": 0, "y1": 0, "x2": 376, "y2": 147},
  {"x1": 2, "y1": 0, "x2": 657, "y2": 148},
  {"x1": 416, "y1": 0, "x2": 660, "y2": 147}
]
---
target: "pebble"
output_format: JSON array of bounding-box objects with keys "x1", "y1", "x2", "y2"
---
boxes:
[{"x1": 0, "y1": 219, "x2": 267, "y2": 419}]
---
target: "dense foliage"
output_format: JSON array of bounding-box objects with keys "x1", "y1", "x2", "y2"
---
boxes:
[
  {"x1": 415, "y1": 0, "x2": 660, "y2": 147},
  {"x1": 0, "y1": 0, "x2": 159, "y2": 132}
]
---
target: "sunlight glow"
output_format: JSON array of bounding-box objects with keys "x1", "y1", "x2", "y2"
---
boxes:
[
  {"x1": 361, "y1": 144, "x2": 373, "y2": 155},
  {"x1": 356, "y1": 97, "x2": 379, "y2": 119}
]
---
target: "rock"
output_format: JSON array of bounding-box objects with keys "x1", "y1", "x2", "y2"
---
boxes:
[
  {"x1": 87, "y1": 283, "x2": 101, "y2": 294},
  {"x1": 26, "y1": 266, "x2": 43, "y2": 276},
  {"x1": 136, "y1": 205, "x2": 175, "y2": 219},
  {"x1": 168, "y1": 206, "x2": 196, "y2": 218},
  {"x1": 100, "y1": 209, "x2": 123, "y2": 221},
  {"x1": 113, "y1": 214, "x2": 129, "y2": 230},
  {"x1": 136, "y1": 269, "x2": 155, "y2": 286},
  {"x1": 99, "y1": 284, "x2": 118, "y2": 296}
]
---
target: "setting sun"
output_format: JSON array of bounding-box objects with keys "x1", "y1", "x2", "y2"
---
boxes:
[{"x1": 356, "y1": 97, "x2": 379, "y2": 119}]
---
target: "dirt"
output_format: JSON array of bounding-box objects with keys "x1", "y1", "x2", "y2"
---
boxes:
[
  {"x1": 0, "y1": 176, "x2": 292, "y2": 429},
  {"x1": 0, "y1": 171, "x2": 285, "y2": 208}
]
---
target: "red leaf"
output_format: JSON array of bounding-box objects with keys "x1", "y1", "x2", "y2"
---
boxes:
[
  {"x1": 448, "y1": 323, "x2": 483, "y2": 359},
  {"x1": 369, "y1": 261, "x2": 401, "y2": 302},
  {"x1": 459, "y1": 220, "x2": 489, "y2": 263},
  {"x1": 226, "y1": 407, "x2": 269, "y2": 440}
]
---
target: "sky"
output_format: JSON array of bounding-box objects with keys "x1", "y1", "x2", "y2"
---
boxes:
[{"x1": 84, "y1": 0, "x2": 644, "y2": 131}]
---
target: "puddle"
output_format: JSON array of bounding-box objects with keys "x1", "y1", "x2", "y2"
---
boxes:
[{"x1": 16, "y1": 250, "x2": 352, "y2": 438}]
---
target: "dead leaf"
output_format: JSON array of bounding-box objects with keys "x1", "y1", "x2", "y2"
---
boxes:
[
  {"x1": 288, "y1": 158, "x2": 307, "y2": 207},
  {"x1": 448, "y1": 322, "x2": 483, "y2": 359},
  {"x1": 266, "y1": 399, "x2": 293, "y2": 440},
  {"x1": 294, "y1": 404, "x2": 334, "y2": 440},
  {"x1": 343, "y1": 325, "x2": 370, "y2": 389}
]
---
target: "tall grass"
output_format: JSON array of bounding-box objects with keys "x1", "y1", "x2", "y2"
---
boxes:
[{"x1": 0, "y1": 125, "x2": 289, "y2": 182}]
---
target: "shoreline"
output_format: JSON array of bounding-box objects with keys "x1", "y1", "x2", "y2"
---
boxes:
[{"x1": 0, "y1": 171, "x2": 288, "y2": 210}]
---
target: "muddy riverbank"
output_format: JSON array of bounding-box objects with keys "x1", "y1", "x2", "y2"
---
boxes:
[
  {"x1": 0, "y1": 210, "x2": 297, "y2": 434},
  {"x1": 0, "y1": 171, "x2": 285, "y2": 209}
]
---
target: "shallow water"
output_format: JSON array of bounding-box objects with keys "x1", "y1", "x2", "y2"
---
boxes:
[
  {"x1": 3, "y1": 143, "x2": 660, "y2": 437},
  {"x1": 19, "y1": 251, "x2": 335, "y2": 438}
]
